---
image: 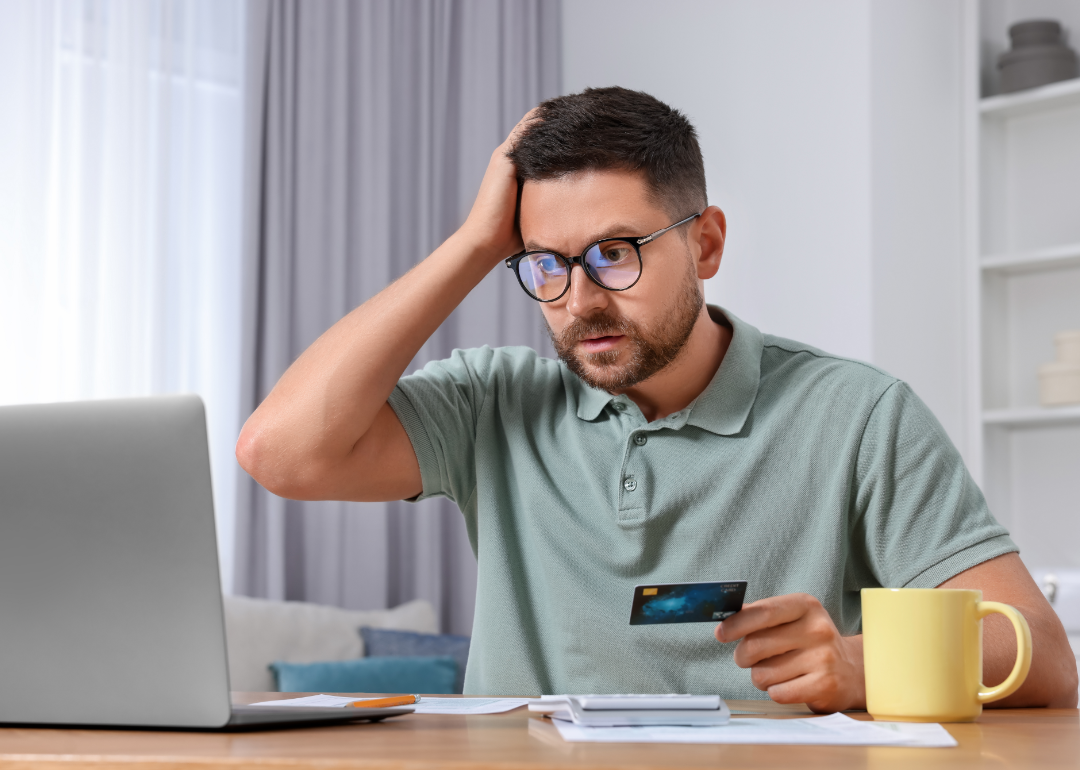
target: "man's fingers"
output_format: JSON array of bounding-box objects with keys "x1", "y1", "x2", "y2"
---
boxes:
[
  {"x1": 504, "y1": 107, "x2": 540, "y2": 150},
  {"x1": 764, "y1": 672, "x2": 820, "y2": 707},
  {"x1": 716, "y1": 594, "x2": 818, "y2": 642},
  {"x1": 746, "y1": 648, "x2": 806, "y2": 691},
  {"x1": 769, "y1": 669, "x2": 851, "y2": 714},
  {"x1": 732, "y1": 606, "x2": 841, "y2": 668},
  {"x1": 732, "y1": 622, "x2": 804, "y2": 669},
  {"x1": 746, "y1": 634, "x2": 863, "y2": 713}
]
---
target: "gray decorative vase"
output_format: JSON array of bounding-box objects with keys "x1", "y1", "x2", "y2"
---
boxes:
[{"x1": 997, "y1": 19, "x2": 1079, "y2": 94}]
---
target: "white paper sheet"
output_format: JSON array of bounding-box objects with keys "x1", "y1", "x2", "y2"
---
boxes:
[
  {"x1": 529, "y1": 695, "x2": 765, "y2": 717},
  {"x1": 550, "y1": 712, "x2": 957, "y2": 748},
  {"x1": 411, "y1": 697, "x2": 532, "y2": 714},
  {"x1": 249, "y1": 694, "x2": 532, "y2": 714}
]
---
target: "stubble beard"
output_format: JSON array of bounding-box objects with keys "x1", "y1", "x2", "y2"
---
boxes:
[{"x1": 544, "y1": 267, "x2": 705, "y2": 392}]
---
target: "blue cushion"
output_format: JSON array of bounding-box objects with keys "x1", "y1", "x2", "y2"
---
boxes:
[
  {"x1": 270, "y1": 655, "x2": 457, "y2": 694},
  {"x1": 360, "y1": 627, "x2": 471, "y2": 694}
]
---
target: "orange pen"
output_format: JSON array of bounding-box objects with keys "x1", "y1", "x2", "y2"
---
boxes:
[{"x1": 348, "y1": 694, "x2": 421, "y2": 709}]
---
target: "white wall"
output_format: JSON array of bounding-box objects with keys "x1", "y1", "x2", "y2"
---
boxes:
[
  {"x1": 564, "y1": 0, "x2": 874, "y2": 363},
  {"x1": 869, "y1": 1, "x2": 967, "y2": 449},
  {"x1": 563, "y1": 0, "x2": 969, "y2": 453}
]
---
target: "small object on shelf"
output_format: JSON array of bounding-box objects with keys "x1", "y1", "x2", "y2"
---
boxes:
[
  {"x1": 1039, "y1": 330, "x2": 1080, "y2": 407},
  {"x1": 1056, "y1": 329, "x2": 1080, "y2": 364},
  {"x1": 998, "y1": 20, "x2": 1079, "y2": 94}
]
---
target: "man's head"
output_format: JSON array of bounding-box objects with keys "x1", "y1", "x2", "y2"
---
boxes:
[
  {"x1": 509, "y1": 87, "x2": 707, "y2": 220},
  {"x1": 509, "y1": 88, "x2": 724, "y2": 393}
]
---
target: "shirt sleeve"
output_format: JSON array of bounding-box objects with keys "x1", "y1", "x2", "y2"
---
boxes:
[
  {"x1": 850, "y1": 381, "x2": 1018, "y2": 589},
  {"x1": 386, "y1": 346, "x2": 498, "y2": 505}
]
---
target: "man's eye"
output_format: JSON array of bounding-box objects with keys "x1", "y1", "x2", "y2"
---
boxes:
[
  {"x1": 599, "y1": 246, "x2": 632, "y2": 265},
  {"x1": 536, "y1": 256, "x2": 563, "y2": 274}
]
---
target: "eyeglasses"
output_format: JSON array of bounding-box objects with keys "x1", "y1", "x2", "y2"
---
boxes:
[{"x1": 505, "y1": 213, "x2": 701, "y2": 302}]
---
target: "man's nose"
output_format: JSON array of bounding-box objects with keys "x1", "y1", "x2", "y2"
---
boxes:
[{"x1": 565, "y1": 264, "x2": 609, "y2": 318}]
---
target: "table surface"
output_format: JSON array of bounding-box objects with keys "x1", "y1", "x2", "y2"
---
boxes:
[{"x1": 1, "y1": 694, "x2": 1078, "y2": 770}]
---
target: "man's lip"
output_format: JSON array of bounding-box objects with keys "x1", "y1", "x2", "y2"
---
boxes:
[{"x1": 577, "y1": 334, "x2": 625, "y2": 351}]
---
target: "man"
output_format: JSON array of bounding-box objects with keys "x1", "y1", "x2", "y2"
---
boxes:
[{"x1": 237, "y1": 87, "x2": 1077, "y2": 710}]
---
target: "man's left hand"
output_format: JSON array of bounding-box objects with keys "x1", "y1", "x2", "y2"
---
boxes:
[{"x1": 714, "y1": 593, "x2": 865, "y2": 713}]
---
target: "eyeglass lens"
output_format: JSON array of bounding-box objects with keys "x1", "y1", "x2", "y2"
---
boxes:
[{"x1": 516, "y1": 240, "x2": 641, "y2": 300}]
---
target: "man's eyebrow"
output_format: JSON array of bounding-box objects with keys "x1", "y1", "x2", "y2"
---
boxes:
[{"x1": 525, "y1": 223, "x2": 644, "y2": 253}]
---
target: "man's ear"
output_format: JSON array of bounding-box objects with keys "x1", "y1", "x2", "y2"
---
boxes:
[{"x1": 695, "y1": 206, "x2": 726, "y2": 281}]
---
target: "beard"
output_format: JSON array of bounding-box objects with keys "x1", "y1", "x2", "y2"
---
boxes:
[{"x1": 545, "y1": 267, "x2": 704, "y2": 392}]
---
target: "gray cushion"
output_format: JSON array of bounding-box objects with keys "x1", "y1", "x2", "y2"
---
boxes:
[{"x1": 359, "y1": 627, "x2": 471, "y2": 694}]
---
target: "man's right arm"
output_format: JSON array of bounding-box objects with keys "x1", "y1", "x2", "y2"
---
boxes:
[{"x1": 235, "y1": 117, "x2": 531, "y2": 503}]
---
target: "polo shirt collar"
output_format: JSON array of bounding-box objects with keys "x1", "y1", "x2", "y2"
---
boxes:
[
  {"x1": 575, "y1": 376, "x2": 615, "y2": 421},
  {"x1": 572, "y1": 305, "x2": 763, "y2": 434},
  {"x1": 685, "y1": 306, "x2": 763, "y2": 436}
]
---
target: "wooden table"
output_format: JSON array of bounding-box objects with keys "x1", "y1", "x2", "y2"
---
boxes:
[{"x1": 1, "y1": 694, "x2": 1077, "y2": 769}]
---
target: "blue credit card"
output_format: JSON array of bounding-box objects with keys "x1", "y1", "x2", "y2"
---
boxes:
[{"x1": 629, "y1": 580, "x2": 747, "y2": 625}]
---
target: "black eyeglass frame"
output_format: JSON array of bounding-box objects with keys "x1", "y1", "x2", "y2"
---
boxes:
[{"x1": 504, "y1": 212, "x2": 701, "y2": 303}]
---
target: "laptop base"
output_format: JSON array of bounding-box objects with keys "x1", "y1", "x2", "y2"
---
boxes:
[{"x1": 0, "y1": 706, "x2": 413, "y2": 733}]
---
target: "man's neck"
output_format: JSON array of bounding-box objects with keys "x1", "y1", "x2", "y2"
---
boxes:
[{"x1": 614, "y1": 306, "x2": 732, "y2": 422}]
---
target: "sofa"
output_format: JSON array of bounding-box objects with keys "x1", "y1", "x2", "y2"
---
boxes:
[{"x1": 223, "y1": 594, "x2": 438, "y2": 692}]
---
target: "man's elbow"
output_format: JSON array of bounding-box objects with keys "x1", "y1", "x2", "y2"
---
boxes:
[
  {"x1": 1050, "y1": 657, "x2": 1079, "y2": 708},
  {"x1": 236, "y1": 425, "x2": 280, "y2": 492},
  {"x1": 1024, "y1": 621, "x2": 1079, "y2": 708},
  {"x1": 235, "y1": 424, "x2": 316, "y2": 500},
  {"x1": 1040, "y1": 607, "x2": 1079, "y2": 708}
]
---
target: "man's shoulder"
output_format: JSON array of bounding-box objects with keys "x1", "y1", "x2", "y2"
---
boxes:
[
  {"x1": 760, "y1": 334, "x2": 898, "y2": 389},
  {"x1": 755, "y1": 333, "x2": 903, "y2": 421}
]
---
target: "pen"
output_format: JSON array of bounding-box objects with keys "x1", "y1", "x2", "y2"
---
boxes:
[{"x1": 348, "y1": 694, "x2": 421, "y2": 709}]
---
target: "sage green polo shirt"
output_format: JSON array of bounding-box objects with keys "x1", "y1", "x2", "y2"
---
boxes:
[{"x1": 388, "y1": 306, "x2": 1015, "y2": 698}]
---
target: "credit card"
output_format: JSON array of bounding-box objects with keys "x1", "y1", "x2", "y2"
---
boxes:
[{"x1": 629, "y1": 580, "x2": 747, "y2": 625}]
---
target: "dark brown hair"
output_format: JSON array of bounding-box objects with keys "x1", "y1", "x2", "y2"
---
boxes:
[{"x1": 508, "y1": 87, "x2": 707, "y2": 218}]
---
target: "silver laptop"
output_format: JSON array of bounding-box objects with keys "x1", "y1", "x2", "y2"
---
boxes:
[{"x1": 0, "y1": 395, "x2": 410, "y2": 731}]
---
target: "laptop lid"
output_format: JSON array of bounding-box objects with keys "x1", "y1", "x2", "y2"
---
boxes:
[{"x1": 0, "y1": 395, "x2": 233, "y2": 728}]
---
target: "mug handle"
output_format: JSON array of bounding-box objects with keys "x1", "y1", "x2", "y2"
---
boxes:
[{"x1": 975, "y1": 601, "x2": 1033, "y2": 704}]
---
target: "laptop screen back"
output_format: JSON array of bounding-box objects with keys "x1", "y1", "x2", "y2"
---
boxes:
[{"x1": 0, "y1": 395, "x2": 232, "y2": 728}]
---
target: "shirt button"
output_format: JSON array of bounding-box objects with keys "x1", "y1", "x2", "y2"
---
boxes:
[
  {"x1": 634, "y1": 434, "x2": 647, "y2": 446},
  {"x1": 613, "y1": 402, "x2": 626, "y2": 412},
  {"x1": 623, "y1": 477, "x2": 637, "y2": 492}
]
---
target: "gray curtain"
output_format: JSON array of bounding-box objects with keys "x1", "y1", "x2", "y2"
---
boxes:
[{"x1": 235, "y1": 0, "x2": 560, "y2": 635}]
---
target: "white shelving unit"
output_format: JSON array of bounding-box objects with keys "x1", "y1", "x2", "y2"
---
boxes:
[
  {"x1": 981, "y1": 241, "x2": 1080, "y2": 274},
  {"x1": 979, "y1": 74, "x2": 1080, "y2": 117},
  {"x1": 965, "y1": 0, "x2": 1080, "y2": 568}
]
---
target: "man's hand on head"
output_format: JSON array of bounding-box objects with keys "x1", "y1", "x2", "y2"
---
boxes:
[
  {"x1": 237, "y1": 106, "x2": 546, "y2": 503},
  {"x1": 456, "y1": 109, "x2": 539, "y2": 263},
  {"x1": 715, "y1": 593, "x2": 865, "y2": 713}
]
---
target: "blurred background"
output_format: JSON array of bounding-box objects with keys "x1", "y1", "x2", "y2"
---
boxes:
[{"x1": 1, "y1": 0, "x2": 1078, "y2": 647}]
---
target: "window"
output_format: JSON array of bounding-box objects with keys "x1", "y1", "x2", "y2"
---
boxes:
[{"x1": 0, "y1": 0, "x2": 245, "y2": 588}]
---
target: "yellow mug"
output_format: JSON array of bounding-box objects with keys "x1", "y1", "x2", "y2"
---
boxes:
[{"x1": 861, "y1": 588, "x2": 1032, "y2": 722}]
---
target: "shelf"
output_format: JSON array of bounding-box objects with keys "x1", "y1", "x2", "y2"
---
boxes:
[
  {"x1": 980, "y1": 77, "x2": 1080, "y2": 119},
  {"x1": 981, "y1": 242, "x2": 1080, "y2": 275},
  {"x1": 983, "y1": 405, "x2": 1080, "y2": 428}
]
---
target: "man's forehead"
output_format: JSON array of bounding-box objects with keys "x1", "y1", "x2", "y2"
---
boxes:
[{"x1": 519, "y1": 168, "x2": 668, "y2": 251}]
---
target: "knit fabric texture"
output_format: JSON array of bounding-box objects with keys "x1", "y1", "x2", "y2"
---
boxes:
[{"x1": 387, "y1": 306, "x2": 1016, "y2": 698}]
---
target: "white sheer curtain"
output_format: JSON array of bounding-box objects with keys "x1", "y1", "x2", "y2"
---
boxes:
[{"x1": 0, "y1": 0, "x2": 245, "y2": 589}]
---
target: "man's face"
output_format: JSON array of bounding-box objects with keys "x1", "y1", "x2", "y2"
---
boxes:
[{"x1": 518, "y1": 169, "x2": 704, "y2": 392}]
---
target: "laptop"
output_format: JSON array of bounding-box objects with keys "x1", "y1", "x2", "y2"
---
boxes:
[{"x1": 0, "y1": 395, "x2": 411, "y2": 731}]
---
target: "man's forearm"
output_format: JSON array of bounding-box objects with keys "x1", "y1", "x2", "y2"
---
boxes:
[
  {"x1": 982, "y1": 600, "x2": 1078, "y2": 708},
  {"x1": 236, "y1": 232, "x2": 502, "y2": 497},
  {"x1": 939, "y1": 554, "x2": 1078, "y2": 708}
]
